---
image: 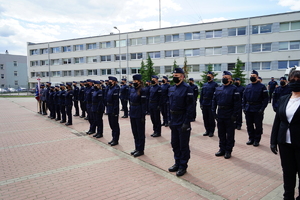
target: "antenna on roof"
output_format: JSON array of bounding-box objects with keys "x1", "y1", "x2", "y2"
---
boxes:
[{"x1": 5, "y1": 50, "x2": 9, "y2": 54}]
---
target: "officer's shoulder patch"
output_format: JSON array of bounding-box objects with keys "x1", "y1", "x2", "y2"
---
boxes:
[
  {"x1": 234, "y1": 92, "x2": 240, "y2": 95},
  {"x1": 113, "y1": 93, "x2": 118, "y2": 95},
  {"x1": 263, "y1": 90, "x2": 268, "y2": 92},
  {"x1": 187, "y1": 93, "x2": 193, "y2": 96}
]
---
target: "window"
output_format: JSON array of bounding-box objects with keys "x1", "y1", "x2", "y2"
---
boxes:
[
  {"x1": 205, "y1": 64, "x2": 221, "y2": 71},
  {"x1": 187, "y1": 65, "x2": 200, "y2": 72},
  {"x1": 51, "y1": 47, "x2": 60, "y2": 53},
  {"x1": 31, "y1": 72, "x2": 35, "y2": 78},
  {"x1": 279, "y1": 41, "x2": 300, "y2": 51},
  {"x1": 131, "y1": 68, "x2": 140, "y2": 74},
  {"x1": 278, "y1": 60, "x2": 299, "y2": 69},
  {"x1": 0, "y1": 64, "x2": 3, "y2": 70},
  {"x1": 206, "y1": 30, "x2": 222, "y2": 38},
  {"x1": 87, "y1": 69, "x2": 97, "y2": 76},
  {"x1": 63, "y1": 58, "x2": 71, "y2": 65},
  {"x1": 147, "y1": 36, "x2": 160, "y2": 44},
  {"x1": 101, "y1": 69, "x2": 112, "y2": 75},
  {"x1": 228, "y1": 27, "x2": 246, "y2": 36},
  {"x1": 14, "y1": 71, "x2": 17, "y2": 76},
  {"x1": 228, "y1": 45, "x2": 246, "y2": 54},
  {"x1": 252, "y1": 43, "x2": 271, "y2": 52},
  {"x1": 101, "y1": 55, "x2": 111, "y2": 62},
  {"x1": 131, "y1": 38, "x2": 142, "y2": 46},
  {"x1": 101, "y1": 41, "x2": 111, "y2": 48},
  {"x1": 280, "y1": 21, "x2": 300, "y2": 31},
  {"x1": 115, "y1": 54, "x2": 126, "y2": 61},
  {"x1": 131, "y1": 53, "x2": 142, "y2": 60},
  {"x1": 165, "y1": 34, "x2": 179, "y2": 42},
  {"x1": 122, "y1": 68, "x2": 127, "y2": 74},
  {"x1": 75, "y1": 57, "x2": 84, "y2": 64},
  {"x1": 184, "y1": 32, "x2": 200, "y2": 40},
  {"x1": 252, "y1": 24, "x2": 272, "y2": 34},
  {"x1": 51, "y1": 59, "x2": 59, "y2": 65},
  {"x1": 87, "y1": 56, "x2": 97, "y2": 63},
  {"x1": 74, "y1": 70, "x2": 84, "y2": 77},
  {"x1": 63, "y1": 46, "x2": 71, "y2": 52},
  {"x1": 228, "y1": 63, "x2": 245, "y2": 70},
  {"x1": 52, "y1": 71, "x2": 61, "y2": 77},
  {"x1": 41, "y1": 72, "x2": 49, "y2": 77},
  {"x1": 13, "y1": 61, "x2": 17, "y2": 67},
  {"x1": 252, "y1": 62, "x2": 271, "y2": 70},
  {"x1": 62, "y1": 71, "x2": 72, "y2": 77},
  {"x1": 205, "y1": 47, "x2": 222, "y2": 55},
  {"x1": 1, "y1": 74, "x2": 4, "y2": 79},
  {"x1": 87, "y1": 43, "x2": 97, "y2": 50},
  {"x1": 41, "y1": 60, "x2": 49, "y2": 66},
  {"x1": 184, "y1": 49, "x2": 200, "y2": 57},
  {"x1": 165, "y1": 66, "x2": 172, "y2": 73},
  {"x1": 14, "y1": 81, "x2": 18, "y2": 86},
  {"x1": 74, "y1": 44, "x2": 84, "y2": 51},
  {"x1": 115, "y1": 40, "x2": 126, "y2": 47},
  {"x1": 31, "y1": 61, "x2": 38, "y2": 67},
  {"x1": 148, "y1": 51, "x2": 160, "y2": 59},
  {"x1": 30, "y1": 49, "x2": 38, "y2": 55},
  {"x1": 154, "y1": 66, "x2": 160, "y2": 74},
  {"x1": 41, "y1": 48, "x2": 48, "y2": 54},
  {"x1": 165, "y1": 50, "x2": 179, "y2": 57}
]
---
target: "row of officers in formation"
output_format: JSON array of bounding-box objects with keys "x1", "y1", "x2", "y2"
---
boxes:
[{"x1": 36, "y1": 69, "x2": 291, "y2": 177}]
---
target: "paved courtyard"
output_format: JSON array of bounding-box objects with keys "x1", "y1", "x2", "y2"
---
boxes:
[{"x1": 0, "y1": 97, "x2": 296, "y2": 199}]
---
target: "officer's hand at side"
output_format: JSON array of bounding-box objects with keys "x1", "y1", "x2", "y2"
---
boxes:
[
  {"x1": 243, "y1": 109, "x2": 246, "y2": 114},
  {"x1": 181, "y1": 123, "x2": 191, "y2": 132},
  {"x1": 258, "y1": 109, "x2": 264, "y2": 114},
  {"x1": 141, "y1": 118, "x2": 145, "y2": 123},
  {"x1": 214, "y1": 113, "x2": 218, "y2": 120},
  {"x1": 200, "y1": 105, "x2": 203, "y2": 110},
  {"x1": 231, "y1": 115, "x2": 236, "y2": 122},
  {"x1": 270, "y1": 144, "x2": 278, "y2": 155},
  {"x1": 157, "y1": 106, "x2": 160, "y2": 111}
]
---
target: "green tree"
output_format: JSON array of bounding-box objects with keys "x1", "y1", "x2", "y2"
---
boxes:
[
  {"x1": 231, "y1": 58, "x2": 246, "y2": 86},
  {"x1": 140, "y1": 60, "x2": 147, "y2": 83},
  {"x1": 182, "y1": 57, "x2": 189, "y2": 82},
  {"x1": 140, "y1": 56, "x2": 157, "y2": 83},
  {"x1": 169, "y1": 60, "x2": 179, "y2": 85},
  {"x1": 198, "y1": 64, "x2": 218, "y2": 88}
]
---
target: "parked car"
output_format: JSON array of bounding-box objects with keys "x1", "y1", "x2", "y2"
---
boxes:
[
  {"x1": 0, "y1": 88, "x2": 8, "y2": 93},
  {"x1": 17, "y1": 87, "x2": 27, "y2": 92},
  {"x1": 8, "y1": 88, "x2": 17, "y2": 92},
  {"x1": 30, "y1": 88, "x2": 36, "y2": 94}
]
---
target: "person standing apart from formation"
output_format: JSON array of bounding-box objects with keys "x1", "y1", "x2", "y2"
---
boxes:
[
  {"x1": 270, "y1": 69, "x2": 300, "y2": 200},
  {"x1": 243, "y1": 70, "x2": 268, "y2": 147},
  {"x1": 268, "y1": 77, "x2": 278, "y2": 103},
  {"x1": 272, "y1": 77, "x2": 291, "y2": 112},
  {"x1": 106, "y1": 76, "x2": 120, "y2": 146},
  {"x1": 65, "y1": 82, "x2": 74, "y2": 126},
  {"x1": 200, "y1": 71, "x2": 218, "y2": 137},
  {"x1": 72, "y1": 81, "x2": 80, "y2": 116},
  {"x1": 129, "y1": 74, "x2": 147, "y2": 157},
  {"x1": 234, "y1": 78, "x2": 245, "y2": 130},
  {"x1": 91, "y1": 81, "x2": 105, "y2": 138},
  {"x1": 188, "y1": 78, "x2": 199, "y2": 122},
  {"x1": 160, "y1": 76, "x2": 170, "y2": 127},
  {"x1": 212, "y1": 71, "x2": 240, "y2": 159},
  {"x1": 85, "y1": 79, "x2": 95, "y2": 134},
  {"x1": 149, "y1": 75, "x2": 162, "y2": 137},
  {"x1": 79, "y1": 81, "x2": 86, "y2": 118},
  {"x1": 119, "y1": 79, "x2": 129, "y2": 118},
  {"x1": 168, "y1": 68, "x2": 194, "y2": 176}
]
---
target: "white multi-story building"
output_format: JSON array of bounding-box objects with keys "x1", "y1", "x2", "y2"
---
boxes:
[{"x1": 27, "y1": 11, "x2": 300, "y2": 87}]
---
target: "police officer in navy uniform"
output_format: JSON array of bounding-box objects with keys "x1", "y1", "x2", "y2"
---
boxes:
[
  {"x1": 212, "y1": 71, "x2": 240, "y2": 159},
  {"x1": 72, "y1": 81, "x2": 80, "y2": 116},
  {"x1": 268, "y1": 77, "x2": 278, "y2": 103},
  {"x1": 234, "y1": 78, "x2": 245, "y2": 130},
  {"x1": 188, "y1": 78, "x2": 199, "y2": 122},
  {"x1": 54, "y1": 86, "x2": 61, "y2": 121},
  {"x1": 91, "y1": 81, "x2": 105, "y2": 138},
  {"x1": 45, "y1": 82, "x2": 51, "y2": 117},
  {"x1": 168, "y1": 68, "x2": 194, "y2": 176},
  {"x1": 149, "y1": 75, "x2": 162, "y2": 137},
  {"x1": 272, "y1": 77, "x2": 291, "y2": 112},
  {"x1": 104, "y1": 80, "x2": 109, "y2": 115},
  {"x1": 200, "y1": 71, "x2": 218, "y2": 137},
  {"x1": 79, "y1": 81, "x2": 86, "y2": 118},
  {"x1": 40, "y1": 84, "x2": 47, "y2": 115},
  {"x1": 120, "y1": 79, "x2": 129, "y2": 118},
  {"x1": 160, "y1": 76, "x2": 170, "y2": 127},
  {"x1": 144, "y1": 80, "x2": 151, "y2": 115},
  {"x1": 48, "y1": 86, "x2": 56, "y2": 119},
  {"x1": 106, "y1": 76, "x2": 120, "y2": 146},
  {"x1": 65, "y1": 82, "x2": 74, "y2": 126},
  {"x1": 243, "y1": 70, "x2": 268, "y2": 146},
  {"x1": 129, "y1": 74, "x2": 147, "y2": 157},
  {"x1": 85, "y1": 79, "x2": 95, "y2": 134},
  {"x1": 59, "y1": 84, "x2": 67, "y2": 123}
]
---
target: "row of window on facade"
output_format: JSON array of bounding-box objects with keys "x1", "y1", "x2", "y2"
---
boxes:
[
  {"x1": 29, "y1": 21, "x2": 300, "y2": 56},
  {"x1": 0, "y1": 62, "x2": 18, "y2": 70},
  {"x1": 0, "y1": 81, "x2": 18, "y2": 87},
  {"x1": 1, "y1": 71, "x2": 18, "y2": 79}
]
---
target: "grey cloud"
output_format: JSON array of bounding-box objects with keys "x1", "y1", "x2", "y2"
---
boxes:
[{"x1": 0, "y1": 25, "x2": 15, "y2": 37}]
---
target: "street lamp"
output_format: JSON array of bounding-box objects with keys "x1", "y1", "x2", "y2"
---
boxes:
[{"x1": 114, "y1": 26, "x2": 121, "y2": 80}]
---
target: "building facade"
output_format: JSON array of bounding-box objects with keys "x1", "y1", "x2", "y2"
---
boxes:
[
  {"x1": 0, "y1": 53, "x2": 28, "y2": 89},
  {"x1": 27, "y1": 11, "x2": 300, "y2": 87}
]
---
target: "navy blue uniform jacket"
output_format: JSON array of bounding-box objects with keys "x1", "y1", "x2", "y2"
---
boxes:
[
  {"x1": 242, "y1": 82, "x2": 268, "y2": 112},
  {"x1": 129, "y1": 87, "x2": 147, "y2": 118},
  {"x1": 200, "y1": 81, "x2": 218, "y2": 106},
  {"x1": 106, "y1": 85, "x2": 120, "y2": 114}
]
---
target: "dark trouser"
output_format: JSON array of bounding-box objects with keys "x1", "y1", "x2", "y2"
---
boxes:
[
  {"x1": 146, "y1": 99, "x2": 149, "y2": 114},
  {"x1": 41, "y1": 101, "x2": 47, "y2": 114},
  {"x1": 108, "y1": 113, "x2": 120, "y2": 142},
  {"x1": 170, "y1": 124, "x2": 191, "y2": 170},
  {"x1": 245, "y1": 111, "x2": 263, "y2": 142},
  {"x1": 86, "y1": 103, "x2": 93, "y2": 128},
  {"x1": 91, "y1": 112, "x2": 103, "y2": 134},
  {"x1": 74, "y1": 100, "x2": 79, "y2": 115},
  {"x1": 192, "y1": 101, "x2": 197, "y2": 120},
  {"x1": 49, "y1": 103, "x2": 55, "y2": 119},
  {"x1": 121, "y1": 99, "x2": 128, "y2": 116},
  {"x1": 217, "y1": 118, "x2": 235, "y2": 153},
  {"x1": 55, "y1": 104, "x2": 61, "y2": 120},
  {"x1": 269, "y1": 90, "x2": 274, "y2": 103},
  {"x1": 202, "y1": 105, "x2": 215, "y2": 134},
  {"x1": 150, "y1": 104, "x2": 161, "y2": 134},
  {"x1": 235, "y1": 107, "x2": 243, "y2": 127},
  {"x1": 278, "y1": 143, "x2": 300, "y2": 200},
  {"x1": 130, "y1": 117, "x2": 146, "y2": 151},
  {"x1": 60, "y1": 105, "x2": 66, "y2": 122},
  {"x1": 80, "y1": 100, "x2": 86, "y2": 117},
  {"x1": 161, "y1": 102, "x2": 169, "y2": 124},
  {"x1": 66, "y1": 105, "x2": 72, "y2": 124}
]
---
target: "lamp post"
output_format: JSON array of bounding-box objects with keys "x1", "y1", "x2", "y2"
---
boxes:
[{"x1": 114, "y1": 26, "x2": 121, "y2": 80}]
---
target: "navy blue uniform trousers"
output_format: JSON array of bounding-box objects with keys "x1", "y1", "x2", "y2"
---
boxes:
[
  {"x1": 217, "y1": 118, "x2": 235, "y2": 153},
  {"x1": 80, "y1": 101, "x2": 86, "y2": 117},
  {"x1": 86, "y1": 103, "x2": 93, "y2": 131},
  {"x1": 108, "y1": 114, "x2": 120, "y2": 142},
  {"x1": 66, "y1": 105, "x2": 72, "y2": 124},
  {"x1": 245, "y1": 111, "x2": 263, "y2": 142},
  {"x1": 150, "y1": 104, "x2": 161, "y2": 134},
  {"x1": 55, "y1": 104, "x2": 61, "y2": 120},
  {"x1": 121, "y1": 99, "x2": 128, "y2": 116},
  {"x1": 60, "y1": 105, "x2": 66, "y2": 122},
  {"x1": 202, "y1": 105, "x2": 215, "y2": 134},
  {"x1": 91, "y1": 112, "x2": 103, "y2": 134},
  {"x1": 130, "y1": 118, "x2": 145, "y2": 151},
  {"x1": 74, "y1": 100, "x2": 79, "y2": 115}
]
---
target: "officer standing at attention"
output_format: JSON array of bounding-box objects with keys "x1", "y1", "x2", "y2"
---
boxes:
[
  {"x1": 59, "y1": 84, "x2": 67, "y2": 123},
  {"x1": 104, "y1": 80, "x2": 109, "y2": 115},
  {"x1": 91, "y1": 81, "x2": 105, "y2": 138},
  {"x1": 72, "y1": 81, "x2": 80, "y2": 116},
  {"x1": 144, "y1": 80, "x2": 151, "y2": 115},
  {"x1": 64, "y1": 83, "x2": 74, "y2": 126},
  {"x1": 168, "y1": 68, "x2": 194, "y2": 176},
  {"x1": 149, "y1": 75, "x2": 162, "y2": 137},
  {"x1": 48, "y1": 86, "x2": 56, "y2": 119},
  {"x1": 119, "y1": 79, "x2": 129, "y2": 118},
  {"x1": 234, "y1": 78, "x2": 245, "y2": 130},
  {"x1": 200, "y1": 71, "x2": 218, "y2": 137},
  {"x1": 79, "y1": 81, "x2": 86, "y2": 118},
  {"x1": 212, "y1": 71, "x2": 240, "y2": 159},
  {"x1": 188, "y1": 78, "x2": 199, "y2": 122},
  {"x1": 40, "y1": 84, "x2": 47, "y2": 115},
  {"x1": 268, "y1": 77, "x2": 278, "y2": 103},
  {"x1": 85, "y1": 79, "x2": 95, "y2": 134},
  {"x1": 54, "y1": 86, "x2": 61, "y2": 121},
  {"x1": 129, "y1": 74, "x2": 147, "y2": 157},
  {"x1": 160, "y1": 76, "x2": 170, "y2": 127},
  {"x1": 106, "y1": 76, "x2": 120, "y2": 146},
  {"x1": 45, "y1": 82, "x2": 51, "y2": 117},
  {"x1": 272, "y1": 77, "x2": 291, "y2": 112},
  {"x1": 243, "y1": 70, "x2": 268, "y2": 147}
]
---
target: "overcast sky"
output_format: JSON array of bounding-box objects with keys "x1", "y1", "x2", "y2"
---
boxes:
[{"x1": 0, "y1": 0, "x2": 299, "y2": 56}]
